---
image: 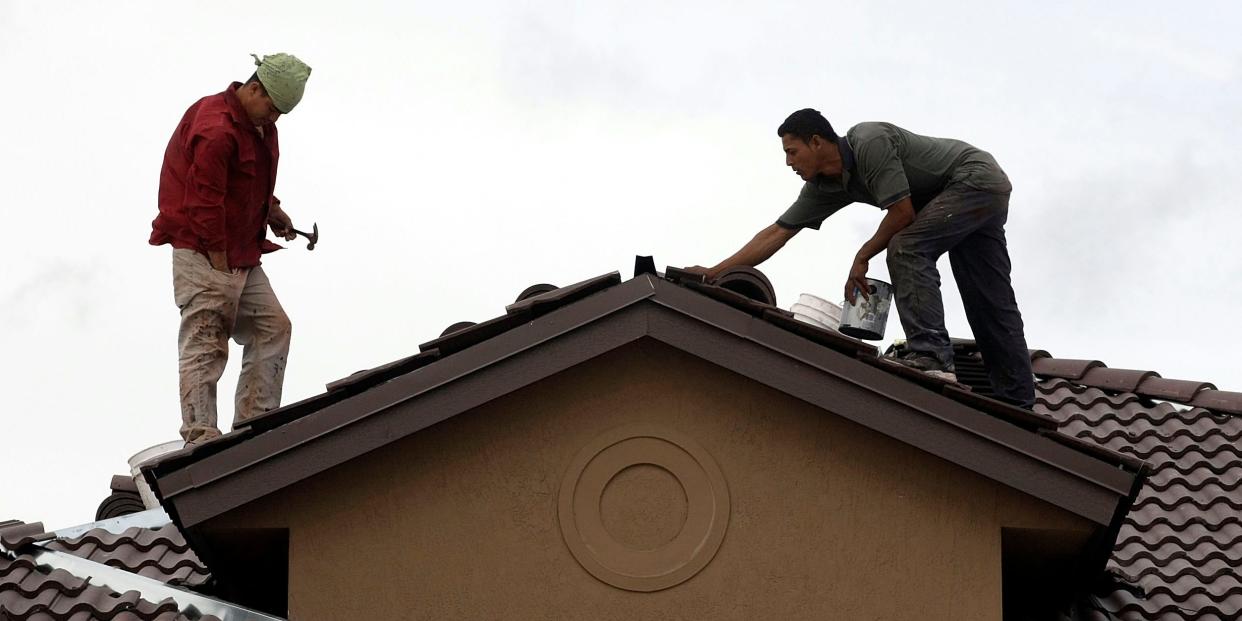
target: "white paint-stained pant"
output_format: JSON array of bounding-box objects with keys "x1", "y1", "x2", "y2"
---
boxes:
[{"x1": 172, "y1": 249, "x2": 291, "y2": 444}]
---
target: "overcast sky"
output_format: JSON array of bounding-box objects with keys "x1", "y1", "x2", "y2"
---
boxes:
[{"x1": 2, "y1": 1, "x2": 1240, "y2": 529}]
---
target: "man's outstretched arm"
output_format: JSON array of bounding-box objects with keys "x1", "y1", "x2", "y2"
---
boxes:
[{"x1": 688, "y1": 223, "x2": 800, "y2": 280}]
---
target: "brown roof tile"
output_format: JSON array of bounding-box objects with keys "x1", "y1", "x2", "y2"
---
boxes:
[
  {"x1": 0, "y1": 523, "x2": 52, "y2": 551},
  {"x1": 712, "y1": 265, "x2": 777, "y2": 306},
  {"x1": 0, "y1": 518, "x2": 221, "y2": 621},
  {"x1": 1135, "y1": 376, "x2": 1216, "y2": 403},
  {"x1": 437, "y1": 320, "x2": 476, "y2": 337},
  {"x1": 44, "y1": 524, "x2": 210, "y2": 589},
  {"x1": 1030, "y1": 357, "x2": 1105, "y2": 380},
  {"x1": 0, "y1": 553, "x2": 199, "y2": 621},
  {"x1": 502, "y1": 271, "x2": 621, "y2": 315},
  {"x1": 1078, "y1": 367, "x2": 1160, "y2": 394},
  {"x1": 109, "y1": 476, "x2": 139, "y2": 495},
  {"x1": 1190, "y1": 389, "x2": 1242, "y2": 415},
  {"x1": 0, "y1": 521, "x2": 209, "y2": 591},
  {"x1": 513, "y1": 283, "x2": 558, "y2": 303}
]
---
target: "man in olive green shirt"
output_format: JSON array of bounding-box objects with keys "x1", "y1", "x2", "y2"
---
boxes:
[{"x1": 691, "y1": 109, "x2": 1034, "y2": 409}]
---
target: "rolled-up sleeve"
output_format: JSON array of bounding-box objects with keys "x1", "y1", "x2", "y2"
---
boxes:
[
  {"x1": 183, "y1": 128, "x2": 234, "y2": 251},
  {"x1": 777, "y1": 182, "x2": 852, "y2": 230},
  {"x1": 854, "y1": 135, "x2": 910, "y2": 209}
]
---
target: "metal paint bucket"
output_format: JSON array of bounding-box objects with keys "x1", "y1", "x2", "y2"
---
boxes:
[{"x1": 838, "y1": 278, "x2": 893, "y2": 340}]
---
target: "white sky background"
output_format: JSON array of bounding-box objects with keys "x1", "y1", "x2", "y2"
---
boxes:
[{"x1": 2, "y1": 1, "x2": 1240, "y2": 528}]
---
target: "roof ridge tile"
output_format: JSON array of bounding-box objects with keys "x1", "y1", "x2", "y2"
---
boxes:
[
  {"x1": 1136, "y1": 376, "x2": 1217, "y2": 403},
  {"x1": 1031, "y1": 351, "x2": 1238, "y2": 414},
  {"x1": 1079, "y1": 367, "x2": 1161, "y2": 394},
  {"x1": 1190, "y1": 389, "x2": 1242, "y2": 415},
  {"x1": 1031, "y1": 357, "x2": 1106, "y2": 380}
]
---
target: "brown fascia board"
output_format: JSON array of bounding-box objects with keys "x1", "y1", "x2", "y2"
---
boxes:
[
  {"x1": 148, "y1": 275, "x2": 662, "y2": 524},
  {"x1": 150, "y1": 275, "x2": 1138, "y2": 529}
]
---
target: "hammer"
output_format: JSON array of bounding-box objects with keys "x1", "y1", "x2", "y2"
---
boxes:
[{"x1": 291, "y1": 223, "x2": 319, "y2": 251}]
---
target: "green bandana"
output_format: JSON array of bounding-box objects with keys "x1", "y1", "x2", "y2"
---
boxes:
[{"x1": 250, "y1": 53, "x2": 311, "y2": 114}]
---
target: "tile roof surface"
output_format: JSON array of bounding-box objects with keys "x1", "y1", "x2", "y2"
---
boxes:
[
  {"x1": 950, "y1": 344, "x2": 1241, "y2": 620},
  {"x1": 0, "y1": 520, "x2": 214, "y2": 621},
  {"x1": 1029, "y1": 370, "x2": 1240, "y2": 619},
  {"x1": 43, "y1": 525, "x2": 210, "y2": 589}
]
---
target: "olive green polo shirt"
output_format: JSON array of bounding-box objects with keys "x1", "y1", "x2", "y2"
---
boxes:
[{"x1": 777, "y1": 122, "x2": 1012, "y2": 230}]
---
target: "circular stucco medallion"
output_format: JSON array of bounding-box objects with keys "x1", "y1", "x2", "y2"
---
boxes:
[{"x1": 558, "y1": 424, "x2": 730, "y2": 592}]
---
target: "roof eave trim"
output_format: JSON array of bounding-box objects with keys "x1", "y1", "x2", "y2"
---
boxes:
[{"x1": 155, "y1": 275, "x2": 1136, "y2": 528}]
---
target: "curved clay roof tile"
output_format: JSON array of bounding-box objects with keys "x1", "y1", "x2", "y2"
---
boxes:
[
  {"x1": 1030, "y1": 357, "x2": 1105, "y2": 380},
  {"x1": 514, "y1": 283, "x2": 558, "y2": 304},
  {"x1": 713, "y1": 266, "x2": 777, "y2": 307},
  {"x1": 1135, "y1": 377, "x2": 1216, "y2": 403},
  {"x1": 1080, "y1": 367, "x2": 1160, "y2": 393},
  {"x1": 1189, "y1": 390, "x2": 1242, "y2": 415}
]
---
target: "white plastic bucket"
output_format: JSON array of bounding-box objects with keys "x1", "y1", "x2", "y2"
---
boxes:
[
  {"x1": 790, "y1": 293, "x2": 842, "y2": 331},
  {"x1": 127, "y1": 440, "x2": 185, "y2": 509},
  {"x1": 839, "y1": 278, "x2": 893, "y2": 340}
]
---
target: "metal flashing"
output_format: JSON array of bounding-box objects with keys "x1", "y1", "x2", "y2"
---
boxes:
[
  {"x1": 53, "y1": 508, "x2": 172, "y2": 540},
  {"x1": 25, "y1": 546, "x2": 280, "y2": 621}
]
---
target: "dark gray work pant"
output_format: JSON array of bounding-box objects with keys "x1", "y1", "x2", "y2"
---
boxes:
[{"x1": 885, "y1": 184, "x2": 1035, "y2": 409}]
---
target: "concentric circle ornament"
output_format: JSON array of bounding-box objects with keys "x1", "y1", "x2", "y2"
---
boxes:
[{"x1": 558, "y1": 424, "x2": 730, "y2": 592}]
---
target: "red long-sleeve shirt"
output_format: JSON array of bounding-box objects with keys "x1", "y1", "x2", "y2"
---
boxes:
[{"x1": 151, "y1": 82, "x2": 282, "y2": 268}]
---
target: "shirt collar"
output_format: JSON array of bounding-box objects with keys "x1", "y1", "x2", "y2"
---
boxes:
[
  {"x1": 223, "y1": 82, "x2": 264, "y2": 137},
  {"x1": 837, "y1": 136, "x2": 856, "y2": 189},
  {"x1": 815, "y1": 136, "x2": 856, "y2": 190}
]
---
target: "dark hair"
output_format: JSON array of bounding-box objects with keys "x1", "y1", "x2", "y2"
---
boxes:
[
  {"x1": 246, "y1": 72, "x2": 262, "y2": 85},
  {"x1": 777, "y1": 108, "x2": 838, "y2": 144}
]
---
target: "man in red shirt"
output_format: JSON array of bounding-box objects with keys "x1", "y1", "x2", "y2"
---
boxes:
[{"x1": 150, "y1": 53, "x2": 312, "y2": 445}]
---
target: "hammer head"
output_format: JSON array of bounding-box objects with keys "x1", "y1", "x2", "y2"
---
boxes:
[{"x1": 306, "y1": 223, "x2": 318, "y2": 251}]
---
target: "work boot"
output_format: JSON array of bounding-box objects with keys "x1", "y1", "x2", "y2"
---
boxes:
[{"x1": 890, "y1": 351, "x2": 958, "y2": 383}]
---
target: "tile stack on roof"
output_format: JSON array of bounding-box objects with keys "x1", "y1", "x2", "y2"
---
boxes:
[
  {"x1": 953, "y1": 346, "x2": 1242, "y2": 620},
  {"x1": 96, "y1": 476, "x2": 146, "y2": 521},
  {"x1": 0, "y1": 520, "x2": 215, "y2": 621}
]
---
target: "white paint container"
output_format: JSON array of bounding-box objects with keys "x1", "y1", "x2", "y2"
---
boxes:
[
  {"x1": 127, "y1": 440, "x2": 185, "y2": 509},
  {"x1": 839, "y1": 278, "x2": 893, "y2": 340},
  {"x1": 790, "y1": 293, "x2": 842, "y2": 331}
]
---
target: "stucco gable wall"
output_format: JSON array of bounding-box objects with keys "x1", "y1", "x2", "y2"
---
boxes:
[{"x1": 207, "y1": 339, "x2": 1093, "y2": 620}]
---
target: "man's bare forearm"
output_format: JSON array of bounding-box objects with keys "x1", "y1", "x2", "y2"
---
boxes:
[
  {"x1": 844, "y1": 198, "x2": 916, "y2": 301},
  {"x1": 856, "y1": 198, "x2": 915, "y2": 262},
  {"x1": 704, "y1": 223, "x2": 798, "y2": 279}
]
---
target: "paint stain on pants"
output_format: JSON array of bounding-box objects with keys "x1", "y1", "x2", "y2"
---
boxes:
[{"x1": 172, "y1": 249, "x2": 292, "y2": 445}]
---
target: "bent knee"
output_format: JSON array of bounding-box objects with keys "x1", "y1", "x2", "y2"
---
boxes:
[
  {"x1": 886, "y1": 234, "x2": 917, "y2": 267},
  {"x1": 263, "y1": 309, "x2": 292, "y2": 343},
  {"x1": 275, "y1": 311, "x2": 292, "y2": 339}
]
